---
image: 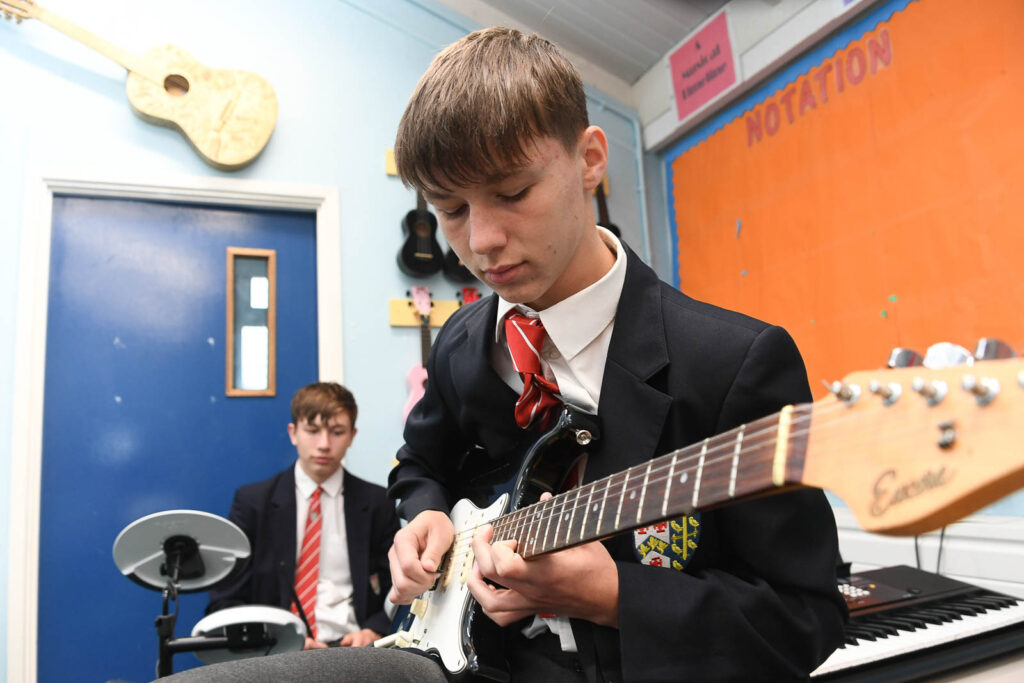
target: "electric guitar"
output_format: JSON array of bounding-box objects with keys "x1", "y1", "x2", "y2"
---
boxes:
[
  {"x1": 377, "y1": 356, "x2": 1024, "y2": 680},
  {"x1": 1, "y1": 0, "x2": 278, "y2": 170},
  {"x1": 398, "y1": 192, "x2": 444, "y2": 277},
  {"x1": 401, "y1": 286, "x2": 432, "y2": 422}
]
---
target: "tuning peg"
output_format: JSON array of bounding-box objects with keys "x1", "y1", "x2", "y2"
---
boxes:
[
  {"x1": 974, "y1": 338, "x2": 1017, "y2": 360},
  {"x1": 887, "y1": 348, "x2": 923, "y2": 368},
  {"x1": 923, "y1": 342, "x2": 974, "y2": 369},
  {"x1": 825, "y1": 380, "x2": 861, "y2": 404},
  {"x1": 961, "y1": 374, "x2": 999, "y2": 405},
  {"x1": 868, "y1": 379, "x2": 901, "y2": 405},
  {"x1": 912, "y1": 376, "x2": 948, "y2": 405}
]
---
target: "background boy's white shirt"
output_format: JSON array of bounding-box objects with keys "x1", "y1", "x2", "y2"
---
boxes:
[{"x1": 294, "y1": 462, "x2": 361, "y2": 641}]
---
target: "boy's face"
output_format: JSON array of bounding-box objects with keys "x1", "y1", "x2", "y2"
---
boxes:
[
  {"x1": 425, "y1": 128, "x2": 608, "y2": 310},
  {"x1": 288, "y1": 411, "x2": 356, "y2": 484}
]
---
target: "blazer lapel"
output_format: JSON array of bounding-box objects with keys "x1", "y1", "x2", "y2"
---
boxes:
[
  {"x1": 450, "y1": 295, "x2": 531, "y2": 456},
  {"x1": 590, "y1": 248, "x2": 673, "y2": 481},
  {"x1": 270, "y1": 469, "x2": 298, "y2": 608},
  {"x1": 343, "y1": 470, "x2": 371, "y2": 617}
]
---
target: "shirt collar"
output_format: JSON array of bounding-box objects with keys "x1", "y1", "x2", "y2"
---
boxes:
[
  {"x1": 494, "y1": 226, "x2": 625, "y2": 361},
  {"x1": 294, "y1": 461, "x2": 344, "y2": 499}
]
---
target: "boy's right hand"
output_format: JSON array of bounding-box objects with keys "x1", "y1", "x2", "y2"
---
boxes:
[{"x1": 387, "y1": 510, "x2": 454, "y2": 604}]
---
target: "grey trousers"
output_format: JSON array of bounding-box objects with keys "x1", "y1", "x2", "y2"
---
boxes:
[{"x1": 155, "y1": 647, "x2": 447, "y2": 682}]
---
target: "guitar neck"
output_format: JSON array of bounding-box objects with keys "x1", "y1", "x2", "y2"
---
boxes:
[
  {"x1": 419, "y1": 320, "x2": 432, "y2": 365},
  {"x1": 31, "y1": 6, "x2": 164, "y2": 84},
  {"x1": 493, "y1": 405, "x2": 809, "y2": 558}
]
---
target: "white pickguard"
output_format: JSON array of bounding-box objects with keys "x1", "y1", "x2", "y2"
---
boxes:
[{"x1": 376, "y1": 494, "x2": 509, "y2": 676}]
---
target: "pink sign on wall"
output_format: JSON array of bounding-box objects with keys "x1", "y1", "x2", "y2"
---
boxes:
[{"x1": 669, "y1": 10, "x2": 737, "y2": 122}]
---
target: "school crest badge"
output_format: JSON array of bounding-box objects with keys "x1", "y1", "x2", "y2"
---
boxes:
[{"x1": 632, "y1": 514, "x2": 701, "y2": 571}]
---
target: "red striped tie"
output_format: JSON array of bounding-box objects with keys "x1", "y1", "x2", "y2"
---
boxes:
[
  {"x1": 292, "y1": 486, "x2": 322, "y2": 638},
  {"x1": 504, "y1": 312, "x2": 562, "y2": 430}
]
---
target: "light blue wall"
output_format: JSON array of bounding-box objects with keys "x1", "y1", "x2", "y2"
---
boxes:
[{"x1": 0, "y1": 0, "x2": 654, "y2": 673}]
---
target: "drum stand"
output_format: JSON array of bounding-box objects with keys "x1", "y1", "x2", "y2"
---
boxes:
[{"x1": 113, "y1": 510, "x2": 253, "y2": 677}]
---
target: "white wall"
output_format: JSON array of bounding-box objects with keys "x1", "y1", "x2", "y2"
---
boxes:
[
  {"x1": 0, "y1": 0, "x2": 650, "y2": 675},
  {"x1": 635, "y1": 0, "x2": 883, "y2": 151}
]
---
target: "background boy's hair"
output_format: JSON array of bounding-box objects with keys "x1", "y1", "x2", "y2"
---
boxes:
[
  {"x1": 290, "y1": 382, "x2": 358, "y2": 427},
  {"x1": 395, "y1": 26, "x2": 589, "y2": 191}
]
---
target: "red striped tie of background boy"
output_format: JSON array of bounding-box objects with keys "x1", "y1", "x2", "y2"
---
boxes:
[{"x1": 292, "y1": 486, "x2": 322, "y2": 638}]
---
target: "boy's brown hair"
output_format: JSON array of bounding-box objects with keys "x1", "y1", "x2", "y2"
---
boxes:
[
  {"x1": 395, "y1": 26, "x2": 589, "y2": 192},
  {"x1": 290, "y1": 382, "x2": 358, "y2": 427}
]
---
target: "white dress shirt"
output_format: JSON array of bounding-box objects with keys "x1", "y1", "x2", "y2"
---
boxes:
[
  {"x1": 294, "y1": 462, "x2": 360, "y2": 641},
  {"x1": 491, "y1": 226, "x2": 627, "y2": 651}
]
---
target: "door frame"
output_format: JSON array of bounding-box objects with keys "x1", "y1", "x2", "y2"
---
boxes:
[{"x1": 8, "y1": 170, "x2": 342, "y2": 683}]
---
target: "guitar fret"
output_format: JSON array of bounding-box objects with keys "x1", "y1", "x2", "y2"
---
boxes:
[
  {"x1": 614, "y1": 470, "x2": 630, "y2": 530},
  {"x1": 528, "y1": 505, "x2": 541, "y2": 556},
  {"x1": 503, "y1": 512, "x2": 516, "y2": 545},
  {"x1": 596, "y1": 477, "x2": 611, "y2": 537},
  {"x1": 637, "y1": 460, "x2": 652, "y2": 524},
  {"x1": 541, "y1": 496, "x2": 555, "y2": 553},
  {"x1": 693, "y1": 438, "x2": 708, "y2": 508},
  {"x1": 566, "y1": 488, "x2": 582, "y2": 546},
  {"x1": 729, "y1": 425, "x2": 745, "y2": 498},
  {"x1": 580, "y1": 483, "x2": 594, "y2": 542},
  {"x1": 551, "y1": 494, "x2": 567, "y2": 553},
  {"x1": 662, "y1": 452, "x2": 677, "y2": 517}
]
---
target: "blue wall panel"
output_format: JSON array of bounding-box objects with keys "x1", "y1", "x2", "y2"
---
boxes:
[{"x1": 40, "y1": 197, "x2": 317, "y2": 682}]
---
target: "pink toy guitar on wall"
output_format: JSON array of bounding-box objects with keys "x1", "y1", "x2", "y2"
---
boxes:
[{"x1": 402, "y1": 286, "x2": 432, "y2": 421}]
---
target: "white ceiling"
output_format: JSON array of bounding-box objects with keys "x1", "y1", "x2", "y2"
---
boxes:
[{"x1": 437, "y1": 0, "x2": 731, "y2": 86}]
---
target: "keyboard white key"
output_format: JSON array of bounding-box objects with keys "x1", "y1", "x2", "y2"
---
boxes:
[{"x1": 812, "y1": 602, "x2": 1024, "y2": 677}]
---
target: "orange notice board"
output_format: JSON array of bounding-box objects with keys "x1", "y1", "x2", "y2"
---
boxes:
[{"x1": 667, "y1": 0, "x2": 1024, "y2": 396}]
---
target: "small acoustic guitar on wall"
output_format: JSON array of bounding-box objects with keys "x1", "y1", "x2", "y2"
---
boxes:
[
  {"x1": 1, "y1": 0, "x2": 278, "y2": 170},
  {"x1": 398, "y1": 191, "x2": 444, "y2": 278},
  {"x1": 402, "y1": 286, "x2": 433, "y2": 422}
]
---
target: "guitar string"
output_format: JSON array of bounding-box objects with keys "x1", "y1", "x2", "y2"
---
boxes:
[
  {"x1": 444, "y1": 402, "x2": 883, "y2": 556},
  {"x1": 440, "y1": 400, "x2": 849, "y2": 557},
  {"x1": 474, "y1": 370, "x2": 1004, "y2": 551},
  {"x1": 439, "y1": 398, "x2": 1011, "y2": 560},
  {"x1": 496, "y1": 399, "x2": 987, "y2": 549}
]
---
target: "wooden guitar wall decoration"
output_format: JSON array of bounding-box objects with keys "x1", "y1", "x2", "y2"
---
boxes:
[{"x1": 1, "y1": 0, "x2": 278, "y2": 170}]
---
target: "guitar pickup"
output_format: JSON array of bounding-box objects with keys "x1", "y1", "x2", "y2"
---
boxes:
[
  {"x1": 459, "y1": 549, "x2": 474, "y2": 584},
  {"x1": 410, "y1": 597, "x2": 429, "y2": 619}
]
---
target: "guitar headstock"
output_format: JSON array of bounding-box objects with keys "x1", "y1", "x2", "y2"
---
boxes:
[
  {"x1": 409, "y1": 285, "x2": 432, "y2": 325},
  {"x1": 458, "y1": 287, "x2": 480, "y2": 305},
  {"x1": 1, "y1": 0, "x2": 37, "y2": 22},
  {"x1": 800, "y1": 345, "x2": 1024, "y2": 536}
]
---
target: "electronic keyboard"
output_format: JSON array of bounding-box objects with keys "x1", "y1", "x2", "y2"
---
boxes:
[{"x1": 813, "y1": 565, "x2": 1024, "y2": 680}]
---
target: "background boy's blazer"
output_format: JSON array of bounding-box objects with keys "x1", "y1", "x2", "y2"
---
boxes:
[{"x1": 208, "y1": 467, "x2": 400, "y2": 637}]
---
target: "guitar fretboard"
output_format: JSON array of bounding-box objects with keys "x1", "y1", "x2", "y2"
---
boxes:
[{"x1": 492, "y1": 405, "x2": 811, "y2": 558}]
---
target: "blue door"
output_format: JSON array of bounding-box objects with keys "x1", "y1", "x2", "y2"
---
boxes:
[{"x1": 40, "y1": 196, "x2": 319, "y2": 682}]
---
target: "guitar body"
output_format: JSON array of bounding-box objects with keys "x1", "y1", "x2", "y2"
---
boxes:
[
  {"x1": 443, "y1": 246, "x2": 476, "y2": 283},
  {"x1": 398, "y1": 207, "x2": 444, "y2": 277},
  {"x1": 125, "y1": 44, "x2": 277, "y2": 170},
  {"x1": 388, "y1": 408, "x2": 601, "y2": 680},
  {"x1": 402, "y1": 364, "x2": 428, "y2": 421}
]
